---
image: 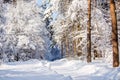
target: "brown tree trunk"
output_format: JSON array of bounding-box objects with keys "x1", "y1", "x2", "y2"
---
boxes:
[
  {"x1": 87, "y1": 0, "x2": 92, "y2": 63},
  {"x1": 13, "y1": 0, "x2": 17, "y2": 5},
  {"x1": 65, "y1": 32, "x2": 69, "y2": 57},
  {"x1": 61, "y1": 40, "x2": 64, "y2": 58},
  {"x1": 13, "y1": 0, "x2": 16, "y2": 2},
  {"x1": 110, "y1": 0, "x2": 119, "y2": 67},
  {"x1": 73, "y1": 40, "x2": 77, "y2": 56},
  {"x1": 66, "y1": 38, "x2": 69, "y2": 57},
  {"x1": 72, "y1": 25, "x2": 77, "y2": 57}
]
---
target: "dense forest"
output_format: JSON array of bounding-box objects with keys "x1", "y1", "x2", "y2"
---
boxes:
[
  {"x1": 0, "y1": 0, "x2": 120, "y2": 80},
  {"x1": 0, "y1": 0, "x2": 120, "y2": 67}
]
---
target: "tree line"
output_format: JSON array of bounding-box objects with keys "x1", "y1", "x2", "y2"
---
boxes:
[
  {"x1": 0, "y1": 0, "x2": 119, "y2": 67},
  {"x1": 49, "y1": 0, "x2": 119, "y2": 67},
  {"x1": 87, "y1": 0, "x2": 119, "y2": 67}
]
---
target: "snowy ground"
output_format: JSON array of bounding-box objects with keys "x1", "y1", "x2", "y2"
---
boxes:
[{"x1": 0, "y1": 59, "x2": 120, "y2": 80}]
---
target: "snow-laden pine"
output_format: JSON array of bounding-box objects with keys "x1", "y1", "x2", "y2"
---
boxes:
[
  {"x1": 45, "y1": 0, "x2": 115, "y2": 62},
  {"x1": 0, "y1": 0, "x2": 51, "y2": 62}
]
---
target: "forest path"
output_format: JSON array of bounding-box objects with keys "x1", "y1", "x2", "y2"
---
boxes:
[
  {"x1": 0, "y1": 59, "x2": 72, "y2": 80},
  {"x1": 0, "y1": 59, "x2": 120, "y2": 80}
]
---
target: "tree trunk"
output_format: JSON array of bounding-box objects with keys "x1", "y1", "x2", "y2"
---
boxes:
[
  {"x1": 13, "y1": 0, "x2": 16, "y2": 5},
  {"x1": 61, "y1": 40, "x2": 64, "y2": 58},
  {"x1": 65, "y1": 35, "x2": 69, "y2": 57},
  {"x1": 110, "y1": 0, "x2": 119, "y2": 67},
  {"x1": 13, "y1": 0, "x2": 16, "y2": 2},
  {"x1": 87, "y1": 0, "x2": 92, "y2": 63},
  {"x1": 73, "y1": 40, "x2": 77, "y2": 57},
  {"x1": 72, "y1": 25, "x2": 77, "y2": 57}
]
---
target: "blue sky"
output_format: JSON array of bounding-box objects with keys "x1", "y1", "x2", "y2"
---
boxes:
[
  {"x1": 37, "y1": 0, "x2": 42, "y2": 5},
  {"x1": 37, "y1": 0, "x2": 49, "y2": 6},
  {"x1": 37, "y1": 0, "x2": 58, "y2": 21}
]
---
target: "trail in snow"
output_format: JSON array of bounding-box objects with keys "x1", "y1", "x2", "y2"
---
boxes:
[
  {"x1": 0, "y1": 59, "x2": 72, "y2": 80},
  {"x1": 50, "y1": 59, "x2": 120, "y2": 80},
  {"x1": 0, "y1": 59, "x2": 120, "y2": 80}
]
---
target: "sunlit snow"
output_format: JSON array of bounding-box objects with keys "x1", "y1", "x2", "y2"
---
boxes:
[{"x1": 0, "y1": 59, "x2": 120, "y2": 80}]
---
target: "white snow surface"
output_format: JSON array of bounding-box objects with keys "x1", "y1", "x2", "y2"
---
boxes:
[{"x1": 0, "y1": 59, "x2": 120, "y2": 80}]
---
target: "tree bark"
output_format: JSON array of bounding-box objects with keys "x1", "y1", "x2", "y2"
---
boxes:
[
  {"x1": 72, "y1": 25, "x2": 77, "y2": 57},
  {"x1": 13, "y1": 0, "x2": 16, "y2": 2},
  {"x1": 13, "y1": 0, "x2": 16, "y2": 5},
  {"x1": 87, "y1": 0, "x2": 92, "y2": 63},
  {"x1": 110, "y1": 0, "x2": 119, "y2": 67},
  {"x1": 65, "y1": 35, "x2": 69, "y2": 57},
  {"x1": 73, "y1": 40, "x2": 77, "y2": 57},
  {"x1": 61, "y1": 40, "x2": 64, "y2": 58},
  {"x1": 64, "y1": 31, "x2": 69, "y2": 57}
]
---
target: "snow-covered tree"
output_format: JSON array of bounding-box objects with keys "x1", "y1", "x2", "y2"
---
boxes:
[
  {"x1": 47, "y1": 0, "x2": 116, "y2": 63},
  {"x1": 0, "y1": 0, "x2": 51, "y2": 62},
  {"x1": 0, "y1": 0, "x2": 8, "y2": 63},
  {"x1": 0, "y1": 0, "x2": 119, "y2": 64}
]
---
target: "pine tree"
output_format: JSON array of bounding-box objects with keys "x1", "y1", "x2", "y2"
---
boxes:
[
  {"x1": 1, "y1": 0, "x2": 51, "y2": 61},
  {"x1": 110, "y1": 0, "x2": 119, "y2": 67},
  {"x1": 87, "y1": 0, "x2": 92, "y2": 63}
]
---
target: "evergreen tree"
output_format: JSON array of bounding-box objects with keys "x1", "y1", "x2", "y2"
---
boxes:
[
  {"x1": 87, "y1": 0, "x2": 92, "y2": 62},
  {"x1": 110, "y1": 0, "x2": 119, "y2": 67},
  {"x1": 1, "y1": 0, "x2": 51, "y2": 61}
]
